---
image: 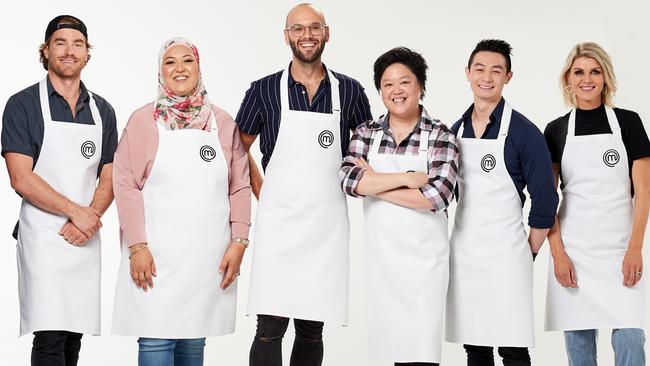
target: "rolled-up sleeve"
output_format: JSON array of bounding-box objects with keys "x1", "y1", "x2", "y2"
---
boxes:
[
  {"x1": 339, "y1": 123, "x2": 372, "y2": 197},
  {"x1": 420, "y1": 126, "x2": 458, "y2": 212}
]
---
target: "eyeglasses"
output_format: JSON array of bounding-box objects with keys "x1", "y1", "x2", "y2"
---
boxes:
[{"x1": 285, "y1": 23, "x2": 327, "y2": 37}]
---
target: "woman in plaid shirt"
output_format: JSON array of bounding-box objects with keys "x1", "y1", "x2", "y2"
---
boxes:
[{"x1": 339, "y1": 47, "x2": 458, "y2": 366}]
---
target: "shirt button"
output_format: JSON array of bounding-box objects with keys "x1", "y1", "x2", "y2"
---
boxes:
[{"x1": 302, "y1": 90, "x2": 306, "y2": 94}]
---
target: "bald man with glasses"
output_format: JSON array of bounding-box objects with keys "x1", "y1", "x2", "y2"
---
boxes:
[{"x1": 235, "y1": 3, "x2": 372, "y2": 366}]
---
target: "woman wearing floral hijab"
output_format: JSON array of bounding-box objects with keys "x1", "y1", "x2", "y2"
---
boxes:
[{"x1": 111, "y1": 37, "x2": 251, "y2": 366}]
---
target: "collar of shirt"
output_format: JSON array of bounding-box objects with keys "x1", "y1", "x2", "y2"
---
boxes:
[
  {"x1": 46, "y1": 75, "x2": 91, "y2": 107},
  {"x1": 575, "y1": 103, "x2": 606, "y2": 125},
  {"x1": 460, "y1": 97, "x2": 506, "y2": 137},
  {"x1": 286, "y1": 61, "x2": 332, "y2": 88},
  {"x1": 372, "y1": 105, "x2": 437, "y2": 133}
]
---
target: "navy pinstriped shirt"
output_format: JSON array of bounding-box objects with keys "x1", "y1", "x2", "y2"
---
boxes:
[{"x1": 235, "y1": 63, "x2": 373, "y2": 170}]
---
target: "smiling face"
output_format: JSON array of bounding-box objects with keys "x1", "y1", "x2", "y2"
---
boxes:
[
  {"x1": 42, "y1": 28, "x2": 88, "y2": 78},
  {"x1": 466, "y1": 51, "x2": 512, "y2": 103},
  {"x1": 380, "y1": 63, "x2": 422, "y2": 122},
  {"x1": 567, "y1": 56, "x2": 605, "y2": 109},
  {"x1": 284, "y1": 5, "x2": 329, "y2": 64},
  {"x1": 161, "y1": 44, "x2": 200, "y2": 97}
]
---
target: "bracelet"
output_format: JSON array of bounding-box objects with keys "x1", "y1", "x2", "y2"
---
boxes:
[
  {"x1": 128, "y1": 244, "x2": 148, "y2": 260},
  {"x1": 232, "y1": 237, "x2": 250, "y2": 248}
]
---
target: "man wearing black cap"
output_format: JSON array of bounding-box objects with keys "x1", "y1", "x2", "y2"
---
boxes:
[{"x1": 1, "y1": 15, "x2": 117, "y2": 366}]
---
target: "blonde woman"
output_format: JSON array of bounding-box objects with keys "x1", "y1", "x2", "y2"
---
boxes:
[{"x1": 544, "y1": 42, "x2": 650, "y2": 366}]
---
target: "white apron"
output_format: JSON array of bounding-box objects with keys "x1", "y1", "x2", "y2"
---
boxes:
[
  {"x1": 16, "y1": 78, "x2": 103, "y2": 336},
  {"x1": 112, "y1": 114, "x2": 235, "y2": 338},
  {"x1": 363, "y1": 128, "x2": 449, "y2": 363},
  {"x1": 446, "y1": 103, "x2": 535, "y2": 347},
  {"x1": 247, "y1": 68, "x2": 349, "y2": 324},
  {"x1": 545, "y1": 107, "x2": 644, "y2": 331}
]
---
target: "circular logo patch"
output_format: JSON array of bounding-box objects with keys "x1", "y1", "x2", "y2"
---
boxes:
[
  {"x1": 603, "y1": 149, "x2": 620, "y2": 167},
  {"x1": 80, "y1": 141, "x2": 96, "y2": 159},
  {"x1": 481, "y1": 154, "x2": 496, "y2": 172},
  {"x1": 318, "y1": 130, "x2": 334, "y2": 149},
  {"x1": 200, "y1": 145, "x2": 216, "y2": 162}
]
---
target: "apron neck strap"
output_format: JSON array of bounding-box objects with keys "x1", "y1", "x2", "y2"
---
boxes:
[
  {"x1": 419, "y1": 129, "x2": 431, "y2": 153},
  {"x1": 604, "y1": 106, "x2": 622, "y2": 137},
  {"x1": 370, "y1": 127, "x2": 429, "y2": 155},
  {"x1": 370, "y1": 129, "x2": 384, "y2": 154},
  {"x1": 279, "y1": 69, "x2": 290, "y2": 110},
  {"x1": 39, "y1": 78, "x2": 102, "y2": 126},
  {"x1": 87, "y1": 91, "x2": 103, "y2": 127},
  {"x1": 279, "y1": 67, "x2": 341, "y2": 113},
  {"x1": 497, "y1": 101, "x2": 512, "y2": 140},
  {"x1": 568, "y1": 106, "x2": 621, "y2": 138},
  {"x1": 457, "y1": 101, "x2": 511, "y2": 140},
  {"x1": 208, "y1": 111, "x2": 217, "y2": 131},
  {"x1": 39, "y1": 78, "x2": 52, "y2": 122},
  {"x1": 567, "y1": 109, "x2": 577, "y2": 137},
  {"x1": 327, "y1": 69, "x2": 340, "y2": 113}
]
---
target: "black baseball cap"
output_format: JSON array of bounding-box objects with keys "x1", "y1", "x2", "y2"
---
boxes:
[{"x1": 44, "y1": 15, "x2": 88, "y2": 42}]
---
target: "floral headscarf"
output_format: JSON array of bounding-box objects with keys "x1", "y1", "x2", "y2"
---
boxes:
[{"x1": 154, "y1": 37, "x2": 211, "y2": 130}]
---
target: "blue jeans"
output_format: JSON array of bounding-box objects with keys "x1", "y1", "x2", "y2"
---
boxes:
[
  {"x1": 138, "y1": 338, "x2": 206, "y2": 366},
  {"x1": 565, "y1": 329, "x2": 645, "y2": 366}
]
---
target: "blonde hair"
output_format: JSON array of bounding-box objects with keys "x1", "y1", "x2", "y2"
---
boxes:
[{"x1": 560, "y1": 42, "x2": 617, "y2": 107}]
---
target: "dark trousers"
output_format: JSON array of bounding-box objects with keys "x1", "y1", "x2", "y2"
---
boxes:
[
  {"x1": 464, "y1": 344, "x2": 530, "y2": 366},
  {"x1": 31, "y1": 331, "x2": 83, "y2": 366},
  {"x1": 395, "y1": 363, "x2": 439, "y2": 366},
  {"x1": 250, "y1": 314, "x2": 324, "y2": 366}
]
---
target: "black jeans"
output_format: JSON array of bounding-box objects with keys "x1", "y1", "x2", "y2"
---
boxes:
[
  {"x1": 395, "y1": 363, "x2": 439, "y2": 366},
  {"x1": 464, "y1": 344, "x2": 530, "y2": 366},
  {"x1": 31, "y1": 331, "x2": 83, "y2": 366},
  {"x1": 250, "y1": 315, "x2": 324, "y2": 366}
]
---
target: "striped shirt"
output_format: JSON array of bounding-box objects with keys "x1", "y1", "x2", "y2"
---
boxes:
[
  {"x1": 235, "y1": 63, "x2": 373, "y2": 170},
  {"x1": 340, "y1": 106, "x2": 458, "y2": 213}
]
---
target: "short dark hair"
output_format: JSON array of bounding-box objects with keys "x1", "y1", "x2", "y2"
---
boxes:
[
  {"x1": 467, "y1": 39, "x2": 512, "y2": 72},
  {"x1": 39, "y1": 16, "x2": 92, "y2": 71},
  {"x1": 373, "y1": 47, "x2": 428, "y2": 99}
]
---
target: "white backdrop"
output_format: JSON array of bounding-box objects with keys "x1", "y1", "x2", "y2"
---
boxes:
[{"x1": 1, "y1": 0, "x2": 649, "y2": 365}]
